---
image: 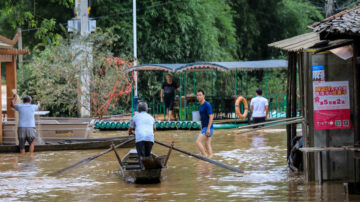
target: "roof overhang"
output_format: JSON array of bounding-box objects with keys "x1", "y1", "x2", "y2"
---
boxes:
[
  {"x1": 126, "y1": 60, "x2": 288, "y2": 73},
  {"x1": 268, "y1": 32, "x2": 321, "y2": 52}
]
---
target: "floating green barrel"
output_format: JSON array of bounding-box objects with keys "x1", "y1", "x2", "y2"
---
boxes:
[
  {"x1": 155, "y1": 121, "x2": 160, "y2": 129},
  {"x1": 94, "y1": 122, "x2": 101, "y2": 129},
  {"x1": 116, "y1": 122, "x2": 122, "y2": 129},
  {"x1": 100, "y1": 122, "x2": 107, "y2": 129},
  {"x1": 165, "y1": 121, "x2": 171, "y2": 129},
  {"x1": 120, "y1": 122, "x2": 126, "y2": 129},
  {"x1": 105, "y1": 122, "x2": 111, "y2": 129},
  {"x1": 181, "y1": 122, "x2": 187, "y2": 129},
  {"x1": 176, "y1": 121, "x2": 181, "y2": 128},
  {"x1": 186, "y1": 122, "x2": 192, "y2": 129},
  {"x1": 191, "y1": 122, "x2": 201, "y2": 129},
  {"x1": 170, "y1": 122, "x2": 176, "y2": 129},
  {"x1": 110, "y1": 122, "x2": 116, "y2": 129},
  {"x1": 160, "y1": 121, "x2": 165, "y2": 129}
]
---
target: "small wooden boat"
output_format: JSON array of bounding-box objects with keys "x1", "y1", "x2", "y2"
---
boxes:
[
  {"x1": 0, "y1": 136, "x2": 135, "y2": 153},
  {"x1": 116, "y1": 149, "x2": 169, "y2": 184}
]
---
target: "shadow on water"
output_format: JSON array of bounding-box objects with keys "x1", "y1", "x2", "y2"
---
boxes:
[{"x1": 0, "y1": 129, "x2": 359, "y2": 201}]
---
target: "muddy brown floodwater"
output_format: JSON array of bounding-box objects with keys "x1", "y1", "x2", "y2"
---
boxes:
[{"x1": 1, "y1": 129, "x2": 360, "y2": 201}]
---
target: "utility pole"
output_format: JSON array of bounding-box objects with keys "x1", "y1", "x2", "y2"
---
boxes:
[
  {"x1": 68, "y1": 0, "x2": 95, "y2": 117},
  {"x1": 325, "y1": 0, "x2": 335, "y2": 17},
  {"x1": 79, "y1": 0, "x2": 91, "y2": 117},
  {"x1": 17, "y1": 28, "x2": 23, "y2": 68},
  {"x1": 133, "y1": 0, "x2": 138, "y2": 111}
]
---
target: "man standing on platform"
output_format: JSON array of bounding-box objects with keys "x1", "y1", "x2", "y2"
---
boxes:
[
  {"x1": 160, "y1": 74, "x2": 181, "y2": 121},
  {"x1": 250, "y1": 88, "x2": 269, "y2": 125},
  {"x1": 128, "y1": 102, "x2": 156, "y2": 162},
  {"x1": 196, "y1": 90, "x2": 214, "y2": 158},
  {"x1": 11, "y1": 95, "x2": 40, "y2": 154}
]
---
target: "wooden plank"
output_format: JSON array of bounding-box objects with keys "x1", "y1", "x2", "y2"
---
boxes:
[
  {"x1": 6, "y1": 56, "x2": 17, "y2": 118},
  {"x1": 291, "y1": 53, "x2": 297, "y2": 141},
  {"x1": 0, "y1": 61, "x2": 2, "y2": 144},
  {"x1": 317, "y1": 151, "x2": 323, "y2": 184},
  {"x1": 0, "y1": 55, "x2": 12, "y2": 62},
  {"x1": 286, "y1": 52, "x2": 293, "y2": 158},
  {"x1": 353, "y1": 41, "x2": 360, "y2": 146},
  {"x1": 300, "y1": 147, "x2": 346, "y2": 152},
  {"x1": 0, "y1": 137, "x2": 135, "y2": 153}
]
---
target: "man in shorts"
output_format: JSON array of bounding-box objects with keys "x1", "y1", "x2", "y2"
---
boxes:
[
  {"x1": 250, "y1": 88, "x2": 269, "y2": 126},
  {"x1": 128, "y1": 102, "x2": 156, "y2": 164},
  {"x1": 160, "y1": 74, "x2": 181, "y2": 121},
  {"x1": 11, "y1": 95, "x2": 40, "y2": 154},
  {"x1": 195, "y1": 90, "x2": 214, "y2": 158}
]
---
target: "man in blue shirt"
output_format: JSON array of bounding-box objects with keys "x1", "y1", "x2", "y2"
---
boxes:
[
  {"x1": 128, "y1": 102, "x2": 156, "y2": 160},
  {"x1": 195, "y1": 90, "x2": 214, "y2": 158},
  {"x1": 11, "y1": 95, "x2": 40, "y2": 154}
]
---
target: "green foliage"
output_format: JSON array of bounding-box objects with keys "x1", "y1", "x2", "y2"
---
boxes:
[
  {"x1": 18, "y1": 29, "x2": 132, "y2": 117},
  {"x1": 92, "y1": 0, "x2": 237, "y2": 63},
  {"x1": 228, "y1": 0, "x2": 323, "y2": 60},
  {"x1": 2, "y1": 0, "x2": 335, "y2": 117}
]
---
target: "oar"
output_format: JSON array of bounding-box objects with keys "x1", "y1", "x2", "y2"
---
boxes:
[
  {"x1": 238, "y1": 118, "x2": 304, "y2": 134},
  {"x1": 237, "y1": 116, "x2": 303, "y2": 130},
  {"x1": 49, "y1": 137, "x2": 135, "y2": 176},
  {"x1": 154, "y1": 140, "x2": 244, "y2": 173}
]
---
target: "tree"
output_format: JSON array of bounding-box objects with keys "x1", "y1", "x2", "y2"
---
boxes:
[{"x1": 18, "y1": 28, "x2": 133, "y2": 117}]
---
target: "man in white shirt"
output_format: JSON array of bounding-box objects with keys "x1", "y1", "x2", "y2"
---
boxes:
[
  {"x1": 128, "y1": 102, "x2": 156, "y2": 159},
  {"x1": 250, "y1": 89, "x2": 269, "y2": 124}
]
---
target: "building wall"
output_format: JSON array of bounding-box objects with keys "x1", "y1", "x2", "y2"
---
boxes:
[{"x1": 311, "y1": 53, "x2": 355, "y2": 180}]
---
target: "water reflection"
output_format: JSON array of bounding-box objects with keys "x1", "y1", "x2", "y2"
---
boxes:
[{"x1": 0, "y1": 129, "x2": 359, "y2": 201}]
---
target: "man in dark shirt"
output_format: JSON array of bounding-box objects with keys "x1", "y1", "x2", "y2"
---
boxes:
[
  {"x1": 195, "y1": 90, "x2": 214, "y2": 158},
  {"x1": 160, "y1": 74, "x2": 181, "y2": 121}
]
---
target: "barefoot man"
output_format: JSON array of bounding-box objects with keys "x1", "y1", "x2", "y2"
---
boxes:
[
  {"x1": 195, "y1": 90, "x2": 214, "y2": 158},
  {"x1": 11, "y1": 95, "x2": 40, "y2": 154}
]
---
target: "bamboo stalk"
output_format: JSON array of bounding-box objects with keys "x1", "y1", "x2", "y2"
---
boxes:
[
  {"x1": 237, "y1": 116, "x2": 303, "y2": 130},
  {"x1": 237, "y1": 119, "x2": 304, "y2": 134},
  {"x1": 164, "y1": 141, "x2": 174, "y2": 166},
  {"x1": 155, "y1": 140, "x2": 244, "y2": 173},
  {"x1": 112, "y1": 143, "x2": 123, "y2": 167},
  {"x1": 49, "y1": 137, "x2": 134, "y2": 176}
]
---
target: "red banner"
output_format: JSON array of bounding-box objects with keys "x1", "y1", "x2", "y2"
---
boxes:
[{"x1": 313, "y1": 81, "x2": 351, "y2": 130}]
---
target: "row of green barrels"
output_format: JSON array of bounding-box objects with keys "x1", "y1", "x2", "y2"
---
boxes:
[{"x1": 94, "y1": 121, "x2": 201, "y2": 130}]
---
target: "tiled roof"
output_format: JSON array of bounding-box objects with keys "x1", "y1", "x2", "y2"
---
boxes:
[{"x1": 310, "y1": 6, "x2": 360, "y2": 35}]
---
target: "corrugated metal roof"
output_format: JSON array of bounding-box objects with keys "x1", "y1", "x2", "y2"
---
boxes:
[
  {"x1": 268, "y1": 32, "x2": 320, "y2": 52},
  {"x1": 125, "y1": 60, "x2": 288, "y2": 72},
  {"x1": 223, "y1": 60, "x2": 288, "y2": 70},
  {"x1": 310, "y1": 6, "x2": 360, "y2": 35},
  {"x1": 123, "y1": 64, "x2": 184, "y2": 73}
]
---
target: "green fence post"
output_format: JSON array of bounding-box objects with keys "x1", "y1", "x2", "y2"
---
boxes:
[
  {"x1": 184, "y1": 72, "x2": 187, "y2": 121},
  {"x1": 265, "y1": 71, "x2": 268, "y2": 97},
  {"x1": 152, "y1": 96, "x2": 155, "y2": 117},
  {"x1": 211, "y1": 71, "x2": 214, "y2": 96},
  {"x1": 234, "y1": 70, "x2": 237, "y2": 124},
  {"x1": 180, "y1": 72, "x2": 182, "y2": 121},
  {"x1": 162, "y1": 72, "x2": 165, "y2": 120},
  {"x1": 246, "y1": 72, "x2": 248, "y2": 96},
  {"x1": 193, "y1": 72, "x2": 196, "y2": 95}
]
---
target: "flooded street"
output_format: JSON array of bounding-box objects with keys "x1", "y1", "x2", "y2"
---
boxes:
[{"x1": 0, "y1": 129, "x2": 359, "y2": 201}]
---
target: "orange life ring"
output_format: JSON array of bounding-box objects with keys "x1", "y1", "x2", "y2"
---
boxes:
[{"x1": 235, "y1": 96, "x2": 248, "y2": 120}]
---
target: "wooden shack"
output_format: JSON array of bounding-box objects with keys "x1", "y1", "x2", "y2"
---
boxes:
[
  {"x1": 269, "y1": 6, "x2": 360, "y2": 185},
  {"x1": 0, "y1": 32, "x2": 29, "y2": 143}
]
